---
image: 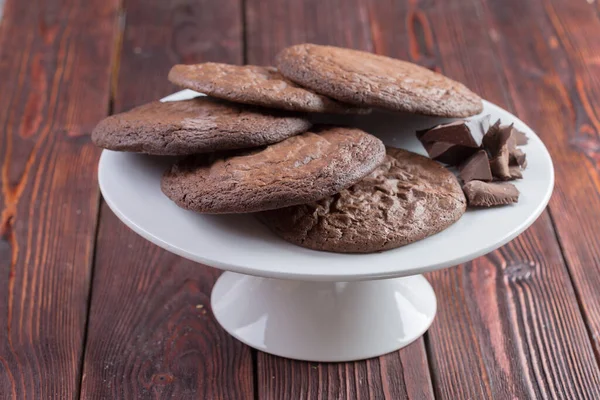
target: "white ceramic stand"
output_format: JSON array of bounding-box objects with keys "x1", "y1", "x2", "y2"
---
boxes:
[
  {"x1": 212, "y1": 272, "x2": 436, "y2": 362},
  {"x1": 98, "y1": 90, "x2": 554, "y2": 362}
]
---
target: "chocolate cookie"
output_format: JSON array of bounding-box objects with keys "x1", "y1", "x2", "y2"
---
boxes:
[
  {"x1": 259, "y1": 148, "x2": 467, "y2": 253},
  {"x1": 276, "y1": 44, "x2": 483, "y2": 118},
  {"x1": 91, "y1": 97, "x2": 311, "y2": 155},
  {"x1": 161, "y1": 126, "x2": 386, "y2": 214},
  {"x1": 168, "y1": 63, "x2": 368, "y2": 114}
]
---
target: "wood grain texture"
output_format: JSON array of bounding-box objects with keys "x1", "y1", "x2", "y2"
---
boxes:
[
  {"x1": 0, "y1": 0, "x2": 119, "y2": 398},
  {"x1": 411, "y1": 0, "x2": 600, "y2": 398},
  {"x1": 1, "y1": 0, "x2": 598, "y2": 399},
  {"x1": 81, "y1": 214, "x2": 253, "y2": 399},
  {"x1": 246, "y1": 0, "x2": 373, "y2": 65},
  {"x1": 113, "y1": 0, "x2": 243, "y2": 113},
  {"x1": 258, "y1": 341, "x2": 433, "y2": 400},
  {"x1": 427, "y1": 215, "x2": 600, "y2": 399},
  {"x1": 246, "y1": 1, "x2": 434, "y2": 399},
  {"x1": 79, "y1": 0, "x2": 252, "y2": 399},
  {"x1": 515, "y1": 0, "x2": 600, "y2": 359}
]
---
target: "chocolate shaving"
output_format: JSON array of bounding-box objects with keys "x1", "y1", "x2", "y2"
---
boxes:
[
  {"x1": 459, "y1": 150, "x2": 492, "y2": 182},
  {"x1": 463, "y1": 181, "x2": 520, "y2": 207}
]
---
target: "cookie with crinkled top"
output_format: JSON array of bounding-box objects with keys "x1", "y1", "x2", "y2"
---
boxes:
[
  {"x1": 258, "y1": 147, "x2": 467, "y2": 253},
  {"x1": 276, "y1": 44, "x2": 483, "y2": 118},
  {"x1": 168, "y1": 63, "x2": 369, "y2": 114},
  {"x1": 161, "y1": 126, "x2": 386, "y2": 214},
  {"x1": 92, "y1": 97, "x2": 312, "y2": 155}
]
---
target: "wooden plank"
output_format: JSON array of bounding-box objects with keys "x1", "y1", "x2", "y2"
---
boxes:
[
  {"x1": 78, "y1": 1, "x2": 253, "y2": 399},
  {"x1": 0, "y1": 0, "x2": 119, "y2": 398},
  {"x1": 427, "y1": 214, "x2": 600, "y2": 399},
  {"x1": 246, "y1": 1, "x2": 434, "y2": 399},
  {"x1": 245, "y1": 0, "x2": 374, "y2": 65},
  {"x1": 415, "y1": 0, "x2": 600, "y2": 398},
  {"x1": 258, "y1": 342, "x2": 433, "y2": 400},
  {"x1": 515, "y1": 0, "x2": 600, "y2": 358}
]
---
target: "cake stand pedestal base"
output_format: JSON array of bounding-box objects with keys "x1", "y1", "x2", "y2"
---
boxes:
[{"x1": 211, "y1": 272, "x2": 437, "y2": 362}]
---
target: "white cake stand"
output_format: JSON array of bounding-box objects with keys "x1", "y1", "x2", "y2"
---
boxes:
[{"x1": 98, "y1": 90, "x2": 554, "y2": 362}]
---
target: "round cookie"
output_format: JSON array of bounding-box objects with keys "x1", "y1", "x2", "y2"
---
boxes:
[
  {"x1": 91, "y1": 97, "x2": 312, "y2": 155},
  {"x1": 276, "y1": 44, "x2": 483, "y2": 118},
  {"x1": 168, "y1": 63, "x2": 369, "y2": 114},
  {"x1": 161, "y1": 126, "x2": 386, "y2": 214},
  {"x1": 259, "y1": 148, "x2": 467, "y2": 253}
]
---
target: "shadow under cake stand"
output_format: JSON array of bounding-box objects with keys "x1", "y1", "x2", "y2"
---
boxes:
[{"x1": 97, "y1": 90, "x2": 554, "y2": 362}]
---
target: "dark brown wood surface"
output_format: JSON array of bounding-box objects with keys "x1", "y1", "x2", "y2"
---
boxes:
[
  {"x1": 421, "y1": 1, "x2": 600, "y2": 399},
  {"x1": 0, "y1": 0, "x2": 119, "y2": 398},
  {"x1": 525, "y1": 0, "x2": 600, "y2": 361},
  {"x1": 78, "y1": 0, "x2": 253, "y2": 399},
  {"x1": 1, "y1": 0, "x2": 600, "y2": 399}
]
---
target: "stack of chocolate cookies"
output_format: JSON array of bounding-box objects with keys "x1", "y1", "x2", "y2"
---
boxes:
[{"x1": 92, "y1": 43, "x2": 518, "y2": 254}]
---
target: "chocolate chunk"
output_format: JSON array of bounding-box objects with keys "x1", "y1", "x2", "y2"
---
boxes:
[
  {"x1": 514, "y1": 130, "x2": 528, "y2": 145},
  {"x1": 482, "y1": 120, "x2": 511, "y2": 153},
  {"x1": 418, "y1": 116, "x2": 527, "y2": 172},
  {"x1": 418, "y1": 115, "x2": 490, "y2": 148},
  {"x1": 506, "y1": 125, "x2": 517, "y2": 153},
  {"x1": 489, "y1": 147, "x2": 511, "y2": 180},
  {"x1": 510, "y1": 148, "x2": 527, "y2": 168},
  {"x1": 502, "y1": 124, "x2": 528, "y2": 146},
  {"x1": 483, "y1": 120, "x2": 512, "y2": 180},
  {"x1": 422, "y1": 141, "x2": 478, "y2": 165},
  {"x1": 459, "y1": 150, "x2": 492, "y2": 182},
  {"x1": 509, "y1": 166, "x2": 523, "y2": 180},
  {"x1": 463, "y1": 181, "x2": 520, "y2": 207},
  {"x1": 503, "y1": 123, "x2": 528, "y2": 169},
  {"x1": 478, "y1": 115, "x2": 492, "y2": 139}
]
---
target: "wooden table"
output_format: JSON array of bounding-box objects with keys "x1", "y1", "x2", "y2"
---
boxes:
[{"x1": 1, "y1": 0, "x2": 600, "y2": 398}]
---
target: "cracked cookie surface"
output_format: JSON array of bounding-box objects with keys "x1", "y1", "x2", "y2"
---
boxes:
[
  {"x1": 276, "y1": 44, "x2": 483, "y2": 118},
  {"x1": 169, "y1": 63, "x2": 368, "y2": 114},
  {"x1": 161, "y1": 126, "x2": 386, "y2": 213},
  {"x1": 91, "y1": 97, "x2": 311, "y2": 155},
  {"x1": 259, "y1": 147, "x2": 467, "y2": 253}
]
